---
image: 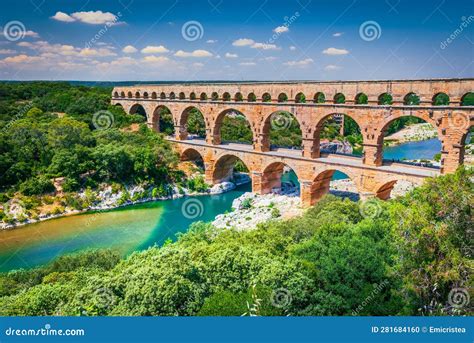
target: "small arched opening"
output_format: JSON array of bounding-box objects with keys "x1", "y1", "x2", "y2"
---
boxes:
[
  {"x1": 404, "y1": 92, "x2": 420, "y2": 105},
  {"x1": 314, "y1": 92, "x2": 325, "y2": 103},
  {"x1": 295, "y1": 92, "x2": 306, "y2": 103},
  {"x1": 334, "y1": 93, "x2": 345, "y2": 104}
]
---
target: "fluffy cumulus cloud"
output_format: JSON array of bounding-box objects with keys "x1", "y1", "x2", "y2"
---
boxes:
[
  {"x1": 283, "y1": 58, "x2": 314, "y2": 67},
  {"x1": 141, "y1": 45, "x2": 169, "y2": 54},
  {"x1": 289, "y1": 46, "x2": 296, "y2": 51},
  {"x1": 273, "y1": 26, "x2": 289, "y2": 33},
  {"x1": 51, "y1": 10, "x2": 120, "y2": 25},
  {"x1": 143, "y1": 55, "x2": 171, "y2": 64},
  {"x1": 174, "y1": 49, "x2": 213, "y2": 58},
  {"x1": 122, "y1": 45, "x2": 138, "y2": 53},
  {"x1": 322, "y1": 47, "x2": 349, "y2": 55},
  {"x1": 225, "y1": 52, "x2": 238, "y2": 58},
  {"x1": 232, "y1": 38, "x2": 255, "y2": 47},
  {"x1": 51, "y1": 12, "x2": 75, "y2": 23}
]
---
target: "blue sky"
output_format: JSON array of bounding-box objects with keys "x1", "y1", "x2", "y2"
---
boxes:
[{"x1": 0, "y1": 0, "x2": 473, "y2": 81}]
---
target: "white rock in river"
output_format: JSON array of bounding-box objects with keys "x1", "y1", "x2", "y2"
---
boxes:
[{"x1": 210, "y1": 181, "x2": 236, "y2": 194}]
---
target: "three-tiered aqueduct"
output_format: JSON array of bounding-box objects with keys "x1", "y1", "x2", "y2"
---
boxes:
[{"x1": 112, "y1": 79, "x2": 473, "y2": 206}]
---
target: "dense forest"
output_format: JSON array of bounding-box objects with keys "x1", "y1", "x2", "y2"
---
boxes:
[{"x1": 0, "y1": 168, "x2": 471, "y2": 316}]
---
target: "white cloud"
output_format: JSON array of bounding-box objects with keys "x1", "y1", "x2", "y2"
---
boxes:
[
  {"x1": 239, "y1": 62, "x2": 256, "y2": 66},
  {"x1": 193, "y1": 62, "x2": 204, "y2": 67},
  {"x1": 206, "y1": 39, "x2": 217, "y2": 43},
  {"x1": 0, "y1": 49, "x2": 16, "y2": 54},
  {"x1": 174, "y1": 49, "x2": 213, "y2": 58},
  {"x1": 1, "y1": 54, "x2": 41, "y2": 64},
  {"x1": 322, "y1": 47, "x2": 349, "y2": 55},
  {"x1": 289, "y1": 46, "x2": 296, "y2": 51},
  {"x1": 251, "y1": 42, "x2": 279, "y2": 50},
  {"x1": 71, "y1": 11, "x2": 118, "y2": 24},
  {"x1": 283, "y1": 58, "x2": 314, "y2": 67},
  {"x1": 141, "y1": 45, "x2": 169, "y2": 54},
  {"x1": 333, "y1": 32, "x2": 343, "y2": 37},
  {"x1": 143, "y1": 55, "x2": 171, "y2": 63},
  {"x1": 261, "y1": 56, "x2": 276, "y2": 61},
  {"x1": 273, "y1": 26, "x2": 289, "y2": 33},
  {"x1": 232, "y1": 38, "x2": 255, "y2": 46},
  {"x1": 122, "y1": 45, "x2": 138, "y2": 53},
  {"x1": 225, "y1": 52, "x2": 238, "y2": 58},
  {"x1": 79, "y1": 48, "x2": 116, "y2": 57},
  {"x1": 324, "y1": 64, "x2": 341, "y2": 71},
  {"x1": 25, "y1": 31, "x2": 39, "y2": 38},
  {"x1": 51, "y1": 11, "x2": 75, "y2": 22},
  {"x1": 51, "y1": 10, "x2": 120, "y2": 25}
]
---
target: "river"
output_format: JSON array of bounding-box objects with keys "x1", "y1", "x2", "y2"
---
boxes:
[{"x1": 0, "y1": 139, "x2": 441, "y2": 272}]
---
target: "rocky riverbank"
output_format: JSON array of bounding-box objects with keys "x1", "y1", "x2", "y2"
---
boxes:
[
  {"x1": 0, "y1": 174, "x2": 251, "y2": 230},
  {"x1": 213, "y1": 178, "x2": 419, "y2": 231},
  {"x1": 384, "y1": 123, "x2": 437, "y2": 146}
]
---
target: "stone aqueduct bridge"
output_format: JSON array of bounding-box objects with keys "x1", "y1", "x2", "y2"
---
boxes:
[{"x1": 112, "y1": 79, "x2": 474, "y2": 206}]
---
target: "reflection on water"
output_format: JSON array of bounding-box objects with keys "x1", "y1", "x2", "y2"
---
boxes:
[{"x1": 0, "y1": 183, "x2": 250, "y2": 272}]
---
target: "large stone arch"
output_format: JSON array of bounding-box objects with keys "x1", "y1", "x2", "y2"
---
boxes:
[
  {"x1": 177, "y1": 105, "x2": 208, "y2": 140},
  {"x1": 370, "y1": 109, "x2": 445, "y2": 167},
  {"x1": 258, "y1": 109, "x2": 304, "y2": 152},
  {"x1": 211, "y1": 108, "x2": 255, "y2": 146},
  {"x1": 150, "y1": 104, "x2": 173, "y2": 134},
  {"x1": 301, "y1": 167, "x2": 360, "y2": 206},
  {"x1": 129, "y1": 103, "x2": 149, "y2": 124},
  {"x1": 305, "y1": 109, "x2": 365, "y2": 159},
  {"x1": 180, "y1": 147, "x2": 206, "y2": 171},
  {"x1": 210, "y1": 152, "x2": 252, "y2": 184},
  {"x1": 257, "y1": 160, "x2": 302, "y2": 196}
]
